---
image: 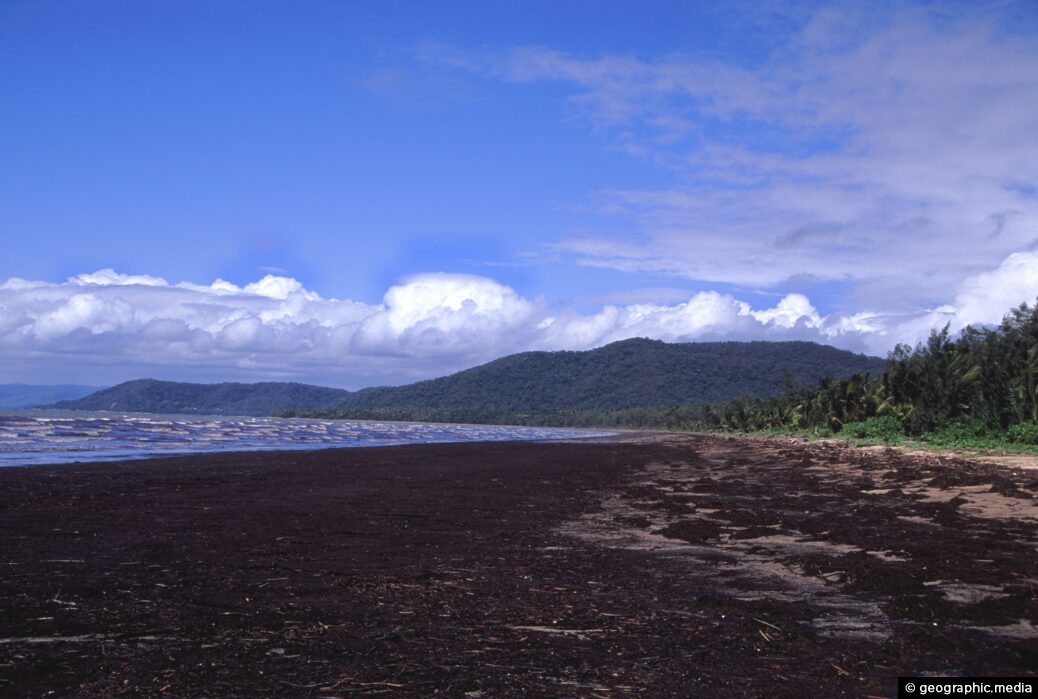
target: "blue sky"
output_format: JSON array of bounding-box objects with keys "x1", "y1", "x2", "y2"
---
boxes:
[{"x1": 2, "y1": 0, "x2": 1037, "y2": 388}]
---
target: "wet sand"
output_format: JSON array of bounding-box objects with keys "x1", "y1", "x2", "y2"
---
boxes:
[{"x1": 1, "y1": 434, "x2": 1035, "y2": 697}]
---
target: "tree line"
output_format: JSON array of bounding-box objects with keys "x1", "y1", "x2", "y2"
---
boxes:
[
  {"x1": 284, "y1": 300, "x2": 1038, "y2": 447},
  {"x1": 695, "y1": 299, "x2": 1038, "y2": 445}
]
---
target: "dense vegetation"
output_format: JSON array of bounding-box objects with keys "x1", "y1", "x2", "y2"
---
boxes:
[
  {"x1": 291, "y1": 302, "x2": 1038, "y2": 452},
  {"x1": 693, "y1": 300, "x2": 1038, "y2": 448},
  {"x1": 49, "y1": 379, "x2": 350, "y2": 416},
  {"x1": 290, "y1": 339, "x2": 884, "y2": 416},
  {"x1": 51, "y1": 299, "x2": 1038, "y2": 454}
]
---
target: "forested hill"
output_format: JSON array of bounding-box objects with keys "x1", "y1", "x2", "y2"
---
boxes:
[
  {"x1": 334, "y1": 339, "x2": 885, "y2": 413},
  {"x1": 49, "y1": 339, "x2": 884, "y2": 417},
  {"x1": 48, "y1": 379, "x2": 350, "y2": 416}
]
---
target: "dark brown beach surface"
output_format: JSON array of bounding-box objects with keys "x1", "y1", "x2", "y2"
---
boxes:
[{"x1": 1, "y1": 434, "x2": 1035, "y2": 697}]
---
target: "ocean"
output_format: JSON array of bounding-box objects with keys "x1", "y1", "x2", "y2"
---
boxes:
[{"x1": 0, "y1": 411, "x2": 611, "y2": 467}]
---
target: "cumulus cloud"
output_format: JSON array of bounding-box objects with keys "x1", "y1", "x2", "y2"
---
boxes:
[
  {"x1": 951, "y1": 252, "x2": 1038, "y2": 327},
  {"x1": 890, "y1": 251, "x2": 1038, "y2": 345},
  {"x1": 1, "y1": 257, "x2": 1034, "y2": 386},
  {"x1": 352, "y1": 274, "x2": 539, "y2": 358},
  {"x1": 71, "y1": 270, "x2": 169, "y2": 287}
]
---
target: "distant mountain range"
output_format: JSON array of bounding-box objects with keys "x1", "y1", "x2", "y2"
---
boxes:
[
  {"x1": 0, "y1": 384, "x2": 102, "y2": 409},
  {"x1": 46, "y1": 338, "x2": 886, "y2": 417},
  {"x1": 47, "y1": 380, "x2": 350, "y2": 416}
]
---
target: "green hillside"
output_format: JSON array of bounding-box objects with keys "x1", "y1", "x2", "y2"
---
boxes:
[
  {"x1": 49, "y1": 379, "x2": 350, "y2": 416},
  {"x1": 335, "y1": 338, "x2": 884, "y2": 413},
  {"x1": 50, "y1": 339, "x2": 885, "y2": 420}
]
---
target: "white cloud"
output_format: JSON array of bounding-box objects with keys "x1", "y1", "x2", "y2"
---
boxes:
[
  {"x1": 749, "y1": 294, "x2": 821, "y2": 329},
  {"x1": 886, "y1": 251, "x2": 1038, "y2": 346},
  {"x1": 425, "y1": 5, "x2": 1038, "y2": 314},
  {"x1": 951, "y1": 252, "x2": 1038, "y2": 328},
  {"x1": 243, "y1": 275, "x2": 318, "y2": 301},
  {"x1": 536, "y1": 290, "x2": 756, "y2": 351},
  {"x1": 70, "y1": 270, "x2": 169, "y2": 287},
  {"x1": 352, "y1": 274, "x2": 539, "y2": 358},
  {"x1": 33, "y1": 293, "x2": 137, "y2": 341},
  {"x1": 2, "y1": 256, "x2": 1034, "y2": 386}
]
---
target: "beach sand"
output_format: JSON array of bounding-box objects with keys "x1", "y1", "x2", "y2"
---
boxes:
[{"x1": 1, "y1": 434, "x2": 1035, "y2": 697}]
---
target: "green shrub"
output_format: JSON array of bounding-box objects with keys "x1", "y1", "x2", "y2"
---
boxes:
[
  {"x1": 841, "y1": 415, "x2": 904, "y2": 442},
  {"x1": 1006, "y1": 421, "x2": 1038, "y2": 445},
  {"x1": 922, "y1": 420, "x2": 1000, "y2": 448}
]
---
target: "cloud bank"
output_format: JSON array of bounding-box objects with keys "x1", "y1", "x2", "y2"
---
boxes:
[{"x1": 2, "y1": 256, "x2": 1034, "y2": 387}]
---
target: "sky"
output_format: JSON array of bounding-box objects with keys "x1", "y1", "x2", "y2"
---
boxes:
[{"x1": 1, "y1": 0, "x2": 1037, "y2": 389}]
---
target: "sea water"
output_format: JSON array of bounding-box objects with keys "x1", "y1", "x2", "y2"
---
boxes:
[{"x1": 0, "y1": 411, "x2": 611, "y2": 467}]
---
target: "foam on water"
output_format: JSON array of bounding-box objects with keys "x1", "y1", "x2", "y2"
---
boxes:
[{"x1": 0, "y1": 411, "x2": 611, "y2": 467}]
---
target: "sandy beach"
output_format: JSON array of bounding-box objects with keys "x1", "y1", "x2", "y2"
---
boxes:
[{"x1": 1, "y1": 434, "x2": 1035, "y2": 697}]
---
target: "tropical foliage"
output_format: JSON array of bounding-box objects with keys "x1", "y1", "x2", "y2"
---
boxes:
[
  {"x1": 693, "y1": 300, "x2": 1038, "y2": 442},
  {"x1": 294, "y1": 300, "x2": 1038, "y2": 450}
]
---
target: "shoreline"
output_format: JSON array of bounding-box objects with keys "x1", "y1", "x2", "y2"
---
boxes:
[
  {"x1": 0, "y1": 410, "x2": 617, "y2": 469},
  {"x1": 0, "y1": 431, "x2": 626, "y2": 470},
  {"x1": 1, "y1": 435, "x2": 1034, "y2": 696}
]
